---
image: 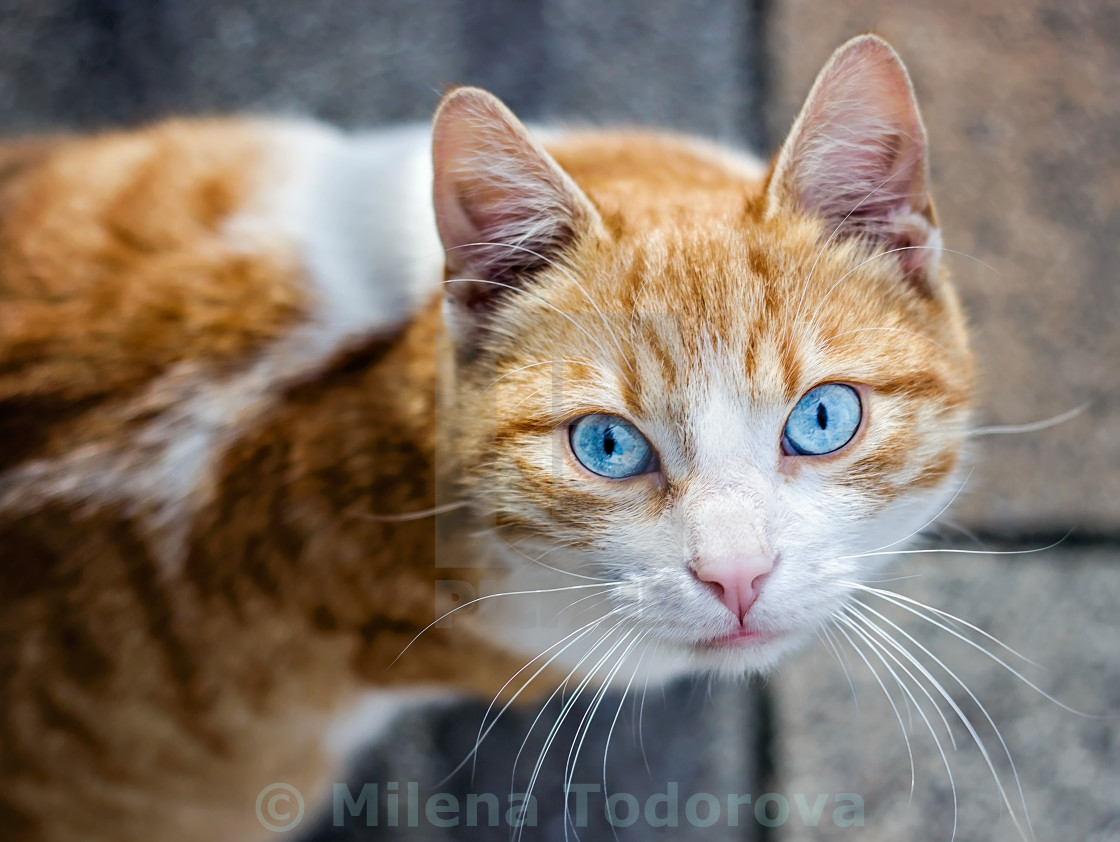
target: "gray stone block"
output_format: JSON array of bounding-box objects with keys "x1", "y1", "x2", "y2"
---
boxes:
[{"x1": 770, "y1": 547, "x2": 1120, "y2": 841}]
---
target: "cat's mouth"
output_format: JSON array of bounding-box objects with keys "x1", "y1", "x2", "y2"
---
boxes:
[{"x1": 698, "y1": 625, "x2": 777, "y2": 650}]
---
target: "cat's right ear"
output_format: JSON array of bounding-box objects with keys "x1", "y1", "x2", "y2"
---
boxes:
[{"x1": 432, "y1": 87, "x2": 602, "y2": 351}]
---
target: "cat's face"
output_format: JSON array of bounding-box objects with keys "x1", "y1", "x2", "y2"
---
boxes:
[{"x1": 433, "y1": 36, "x2": 973, "y2": 678}]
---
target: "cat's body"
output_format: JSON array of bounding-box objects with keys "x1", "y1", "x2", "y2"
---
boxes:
[
  {"x1": 0, "y1": 118, "x2": 513, "y2": 840},
  {"x1": 0, "y1": 37, "x2": 973, "y2": 841}
]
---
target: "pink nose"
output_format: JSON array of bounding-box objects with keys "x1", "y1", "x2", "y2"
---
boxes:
[{"x1": 692, "y1": 556, "x2": 774, "y2": 622}]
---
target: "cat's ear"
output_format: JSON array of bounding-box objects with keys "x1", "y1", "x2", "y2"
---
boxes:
[
  {"x1": 432, "y1": 87, "x2": 601, "y2": 349},
  {"x1": 767, "y1": 35, "x2": 940, "y2": 286}
]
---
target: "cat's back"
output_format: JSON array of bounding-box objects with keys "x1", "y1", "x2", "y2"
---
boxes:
[{"x1": 0, "y1": 118, "x2": 442, "y2": 476}]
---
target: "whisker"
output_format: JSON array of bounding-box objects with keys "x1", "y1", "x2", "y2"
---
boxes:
[
  {"x1": 932, "y1": 245, "x2": 1001, "y2": 275},
  {"x1": 968, "y1": 403, "x2": 1089, "y2": 437},
  {"x1": 837, "y1": 613, "x2": 959, "y2": 837},
  {"x1": 627, "y1": 274, "x2": 656, "y2": 335},
  {"x1": 458, "y1": 612, "x2": 620, "y2": 786},
  {"x1": 517, "y1": 626, "x2": 637, "y2": 842},
  {"x1": 507, "y1": 618, "x2": 634, "y2": 838},
  {"x1": 848, "y1": 585, "x2": 1096, "y2": 717},
  {"x1": 562, "y1": 631, "x2": 645, "y2": 841},
  {"x1": 848, "y1": 582, "x2": 1037, "y2": 665},
  {"x1": 845, "y1": 468, "x2": 975, "y2": 559},
  {"x1": 635, "y1": 639, "x2": 659, "y2": 778},
  {"x1": 566, "y1": 631, "x2": 645, "y2": 780},
  {"x1": 355, "y1": 500, "x2": 469, "y2": 522},
  {"x1": 816, "y1": 625, "x2": 860, "y2": 715},
  {"x1": 840, "y1": 610, "x2": 959, "y2": 751},
  {"x1": 483, "y1": 358, "x2": 588, "y2": 393},
  {"x1": 503, "y1": 376, "x2": 610, "y2": 414},
  {"x1": 567, "y1": 596, "x2": 622, "y2": 628},
  {"x1": 807, "y1": 244, "x2": 966, "y2": 328},
  {"x1": 859, "y1": 572, "x2": 926, "y2": 584},
  {"x1": 847, "y1": 603, "x2": 1035, "y2": 841},
  {"x1": 489, "y1": 530, "x2": 612, "y2": 583},
  {"x1": 509, "y1": 618, "x2": 630, "y2": 784},
  {"x1": 552, "y1": 592, "x2": 611, "y2": 624},
  {"x1": 935, "y1": 518, "x2": 986, "y2": 550},
  {"x1": 389, "y1": 582, "x2": 615, "y2": 668},
  {"x1": 803, "y1": 242, "x2": 1000, "y2": 333},
  {"x1": 505, "y1": 383, "x2": 553, "y2": 414},
  {"x1": 562, "y1": 629, "x2": 641, "y2": 784},
  {"x1": 823, "y1": 325, "x2": 950, "y2": 355},
  {"x1": 831, "y1": 616, "x2": 918, "y2": 796},
  {"x1": 600, "y1": 639, "x2": 649, "y2": 842},
  {"x1": 435, "y1": 614, "x2": 614, "y2": 788},
  {"x1": 840, "y1": 532, "x2": 1071, "y2": 562}
]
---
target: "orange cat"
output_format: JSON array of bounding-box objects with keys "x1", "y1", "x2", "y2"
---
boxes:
[{"x1": 0, "y1": 35, "x2": 972, "y2": 841}]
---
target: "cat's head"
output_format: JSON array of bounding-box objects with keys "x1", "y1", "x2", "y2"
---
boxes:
[{"x1": 431, "y1": 35, "x2": 973, "y2": 677}]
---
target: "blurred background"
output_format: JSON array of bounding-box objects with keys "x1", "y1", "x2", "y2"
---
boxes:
[{"x1": 1, "y1": 0, "x2": 1115, "y2": 839}]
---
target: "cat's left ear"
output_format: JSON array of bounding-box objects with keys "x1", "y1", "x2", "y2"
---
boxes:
[
  {"x1": 432, "y1": 87, "x2": 603, "y2": 351},
  {"x1": 767, "y1": 35, "x2": 940, "y2": 287}
]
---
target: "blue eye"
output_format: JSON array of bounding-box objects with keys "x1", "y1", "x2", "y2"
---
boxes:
[
  {"x1": 569, "y1": 414, "x2": 655, "y2": 478},
  {"x1": 784, "y1": 384, "x2": 862, "y2": 456}
]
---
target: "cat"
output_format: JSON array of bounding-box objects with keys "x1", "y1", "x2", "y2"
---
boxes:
[{"x1": 0, "y1": 34, "x2": 974, "y2": 841}]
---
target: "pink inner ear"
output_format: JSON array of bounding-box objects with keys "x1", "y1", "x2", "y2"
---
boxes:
[
  {"x1": 431, "y1": 87, "x2": 603, "y2": 348},
  {"x1": 432, "y1": 88, "x2": 595, "y2": 290},
  {"x1": 771, "y1": 37, "x2": 939, "y2": 281},
  {"x1": 797, "y1": 131, "x2": 927, "y2": 243},
  {"x1": 792, "y1": 63, "x2": 927, "y2": 229}
]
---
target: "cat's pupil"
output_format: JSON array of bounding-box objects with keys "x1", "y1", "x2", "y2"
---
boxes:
[
  {"x1": 817, "y1": 403, "x2": 828, "y2": 429},
  {"x1": 603, "y1": 428, "x2": 617, "y2": 456}
]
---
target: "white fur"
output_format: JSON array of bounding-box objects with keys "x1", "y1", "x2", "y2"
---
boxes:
[{"x1": 324, "y1": 689, "x2": 456, "y2": 758}]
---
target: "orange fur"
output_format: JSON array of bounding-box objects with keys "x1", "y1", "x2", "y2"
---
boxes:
[{"x1": 0, "y1": 36, "x2": 974, "y2": 842}]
